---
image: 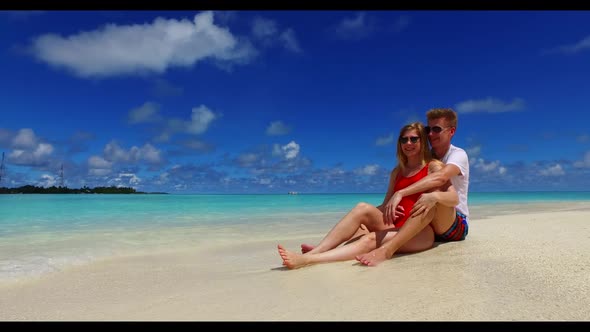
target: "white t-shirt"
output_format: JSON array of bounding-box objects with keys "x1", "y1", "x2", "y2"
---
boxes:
[{"x1": 438, "y1": 144, "x2": 470, "y2": 218}]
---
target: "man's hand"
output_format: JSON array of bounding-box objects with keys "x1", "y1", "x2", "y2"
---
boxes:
[
  {"x1": 383, "y1": 192, "x2": 404, "y2": 226},
  {"x1": 410, "y1": 192, "x2": 437, "y2": 218}
]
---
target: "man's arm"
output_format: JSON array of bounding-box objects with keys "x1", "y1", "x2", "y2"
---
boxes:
[
  {"x1": 409, "y1": 183, "x2": 458, "y2": 218},
  {"x1": 382, "y1": 163, "x2": 460, "y2": 224},
  {"x1": 397, "y1": 163, "x2": 460, "y2": 198}
]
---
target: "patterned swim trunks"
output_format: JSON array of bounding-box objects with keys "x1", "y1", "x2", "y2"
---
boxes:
[{"x1": 435, "y1": 211, "x2": 468, "y2": 242}]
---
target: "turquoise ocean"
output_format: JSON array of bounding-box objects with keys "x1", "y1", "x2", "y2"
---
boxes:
[{"x1": 1, "y1": 192, "x2": 589, "y2": 282}]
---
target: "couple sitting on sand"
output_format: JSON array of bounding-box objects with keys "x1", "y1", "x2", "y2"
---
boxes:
[{"x1": 278, "y1": 108, "x2": 470, "y2": 269}]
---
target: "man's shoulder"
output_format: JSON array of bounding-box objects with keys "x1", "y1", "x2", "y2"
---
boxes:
[
  {"x1": 445, "y1": 145, "x2": 469, "y2": 173},
  {"x1": 449, "y1": 145, "x2": 469, "y2": 158},
  {"x1": 449, "y1": 144, "x2": 466, "y2": 153}
]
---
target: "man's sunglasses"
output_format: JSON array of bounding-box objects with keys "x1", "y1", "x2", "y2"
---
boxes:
[
  {"x1": 424, "y1": 126, "x2": 451, "y2": 134},
  {"x1": 399, "y1": 136, "x2": 420, "y2": 144}
]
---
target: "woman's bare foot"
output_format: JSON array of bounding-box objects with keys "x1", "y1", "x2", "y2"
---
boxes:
[
  {"x1": 278, "y1": 244, "x2": 311, "y2": 269},
  {"x1": 300, "y1": 243, "x2": 315, "y2": 254},
  {"x1": 355, "y1": 247, "x2": 390, "y2": 266}
]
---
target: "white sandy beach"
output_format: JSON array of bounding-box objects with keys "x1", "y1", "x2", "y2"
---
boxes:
[{"x1": 0, "y1": 203, "x2": 589, "y2": 321}]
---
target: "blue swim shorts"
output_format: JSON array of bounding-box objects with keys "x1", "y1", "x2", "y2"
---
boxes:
[{"x1": 434, "y1": 211, "x2": 468, "y2": 242}]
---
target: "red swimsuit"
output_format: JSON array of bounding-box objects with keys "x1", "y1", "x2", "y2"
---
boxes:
[{"x1": 392, "y1": 163, "x2": 430, "y2": 228}]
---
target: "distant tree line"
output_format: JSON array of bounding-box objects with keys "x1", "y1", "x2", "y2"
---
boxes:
[{"x1": 0, "y1": 185, "x2": 144, "y2": 194}]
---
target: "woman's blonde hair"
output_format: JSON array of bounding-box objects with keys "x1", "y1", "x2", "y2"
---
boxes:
[{"x1": 396, "y1": 122, "x2": 432, "y2": 172}]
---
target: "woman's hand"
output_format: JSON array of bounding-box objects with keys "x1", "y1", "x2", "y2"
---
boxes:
[{"x1": 383, "y1": 192, "x2": 405, "y2": 225}]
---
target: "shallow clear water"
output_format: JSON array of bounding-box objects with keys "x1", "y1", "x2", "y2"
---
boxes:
[{"x1": 0, "y1": 192, "x2": 588, "y2": 282}]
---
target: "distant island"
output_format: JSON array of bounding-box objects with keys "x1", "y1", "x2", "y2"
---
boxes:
[{"x1": 0, "y1": 185, "x2": 167, "y2": 194}]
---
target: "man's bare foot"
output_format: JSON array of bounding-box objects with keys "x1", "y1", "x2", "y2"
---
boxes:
[
  {"x1": 355, "y1": 247, "x2": 390, "y2": 267},
  {"x1": 278, "y1": 244, "x2": 311, "y2": 269},
  {"x1": 300, "y1": 243, "x2": 315, "y2": 254}
]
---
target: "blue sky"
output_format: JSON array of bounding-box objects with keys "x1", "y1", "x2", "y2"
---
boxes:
[{"x1": 1, "y1": 10, "x2": 589, "y2": 193}]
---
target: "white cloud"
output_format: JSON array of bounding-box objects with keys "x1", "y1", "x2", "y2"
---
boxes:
[
  {"x1": 281, "y1": 141, "x2": 300, "y2": 160},
  {"x1": 137, "y1": 143, "x2": 162, "y2": 164},
  {"x1": 252, "y1": 17, "x2": 278, "y2": 40},
  {"x1": 237, "y1": 153, "x2": 259, "y2": 167},
  {"x1": 271, "y1": 141, "x2": 301, "y2": 160},
  {"x1": 573, "y1": 151, "x2": 590, "y2": 168},
  {"x1": 88, "y1": 155, "x2": 112, "y2": 169},
  {"x1": 103, "y1": 141, "x2": 162, "y2": 164},
  {"x1": 187, "y1": 105, "x2": 217, "y2": 134},
  {"x1": 251, "y1": 17, "x2": 301, "y2": 53},
  {"x1": 36, "y1": 174, "x2": 57, "y2": 187},
  {"x1": 472, "y1": 158, "x2": 506, "y2": 175},
  {"x1": 332, "y1": 12, "x2": 375, "y2": 40},
  {"x1": 137, "y1": 104, "x2": 218, "y2": 142},
  {"x1": 89, "y1": 168, "x2": 111, "y2": 176},
  {"x1": 279, "y1": 28, "x2": 301, "y2": 53},
  {"x1": 0, "y1": 128, "x2": 12, "y2": 146},
  {"x1": 376, "y1": 133, "x2": 394, "y2": 146},
  {"x1": 552, "y1": 35, "x2": 590, "y2": 55},
  {"x1": 88, "y1": 155, "x2": 112, "y2": 176},
  {"x1": 103, "y1": 141, "x2": 130, "y2": 163},
  {"x1": 110, "y1": 172, "x2": 141, "y2": 187},
  {"x1": 8, "y1": 129, "x2": 54, "y2": 166},
  {"x1": 355, "y1": 164, "x2": 379, "y2": 176},
  {"x1": 30, "y1": 11, "x2": 257, "y2": 78},
  {"x1": 539, "y1": 164, "x2": 565, "y2": 176},
  {"x1": 128, "y1": 102, "x2": 161, "y2": 124},
  {"x1": 338, "y1": 12, "x2": 366, "y2": 32},
  {"x1": 266, "y1": 121, "x2": 291, "y2": 136},
  {"x1": 12, "y1": 128, "x2": 38, "y2": 149},
  {"x1": 455, "y1": 97, "x2": 525, "y2": 113},
  {"x1": 182, "y1": 139, "x2": 213, "y2": 152},
  {"x1": 466, "y1": 145, "x2": 481, "y2": 158}
]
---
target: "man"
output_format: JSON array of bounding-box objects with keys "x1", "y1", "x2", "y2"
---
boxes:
[{"x1": 356, "y1": 107, "x2": 470, "y2": 266}]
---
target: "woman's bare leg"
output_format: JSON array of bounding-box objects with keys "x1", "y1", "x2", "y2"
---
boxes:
[
  {"x1": 301, "y1": 224, "x2": 368, "y2": 253},
  {"x1": 303, "y1": 202, "x2": 387, "y2": 255},
  {"x1": 279, "y1": 229, "x2": 397, "y2": 269}
]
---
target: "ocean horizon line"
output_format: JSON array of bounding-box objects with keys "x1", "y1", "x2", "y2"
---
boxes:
[
  {"x1": 122, "y1": 190, "x2": 590, "y2": 195},
  {"x1": 3, "y1": 190, "x2": 590, "y2": 195}
]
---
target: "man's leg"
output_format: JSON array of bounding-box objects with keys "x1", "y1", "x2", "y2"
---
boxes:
[
  {"x1": 429, "y1": 204, "x2": 457, "y2": 236},
  {"x1": 356, "y1": 205, "x2": 438, "y2": 266}
]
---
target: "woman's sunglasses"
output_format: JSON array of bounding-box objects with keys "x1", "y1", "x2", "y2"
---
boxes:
[{"x1": 399, "y1": 136, "x2": 420, "y2": 144}]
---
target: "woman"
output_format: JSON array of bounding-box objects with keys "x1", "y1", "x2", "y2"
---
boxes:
[{"x1": 277, "y1": 122, "x2": 458, "y2": 269}]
